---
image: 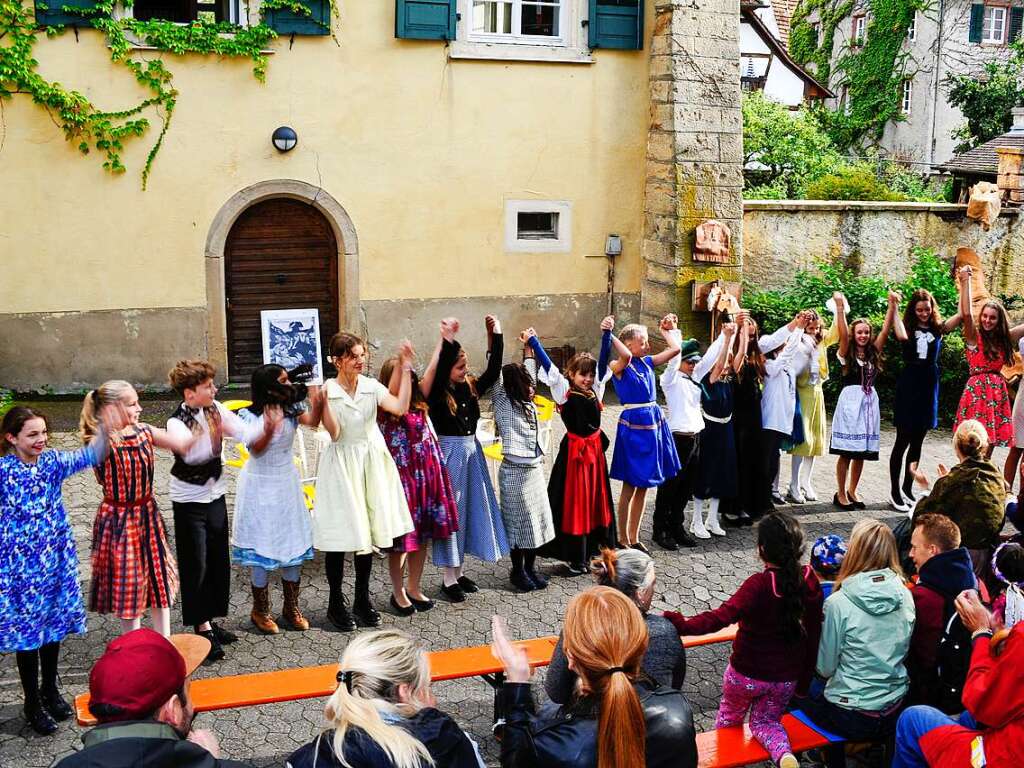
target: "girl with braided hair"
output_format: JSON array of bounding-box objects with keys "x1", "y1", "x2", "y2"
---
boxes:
[{"x1": 663, "y1": 513, "x2": 823, "y2": 768}]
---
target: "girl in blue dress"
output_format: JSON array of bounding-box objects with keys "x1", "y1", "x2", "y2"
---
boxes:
[
  {"x1": 2, "y1": 404, "x2": 119, "y2": 735},
  {"x1": 601, "y1": 314, "x2": 681, "y2": 551}
]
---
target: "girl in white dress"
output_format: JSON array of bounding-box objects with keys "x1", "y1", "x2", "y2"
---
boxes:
[{"x1": 314, "y1": 333, "x2": 416, "y2": 631}]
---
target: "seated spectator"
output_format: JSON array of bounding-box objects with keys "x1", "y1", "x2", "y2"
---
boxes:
[
  {"x1": 286, "y1": 629, "x2": 482, "y2": 768},
  {"x1": 493, "y1": 586, "x2": 697, "y2": 768},
  {"x1": 893, "y1": 590, "x2": 1024, "y2": 768},
  {"x1": 810, "y1": 534, "x2": 847, "y2": 599},
  {"x1": 905, "y1": 514, "x2": 977, "y2": 708},
  {"x1": 54, "y1": 628, "x2": 250, "y2": 768},
  {"x1": 912, "y1": 420, "x2": 1006, "y2": 579},
  {"x1": 545, "y1": 547, "x2": 685, "y2": 704},
  {"x1": 798, "y1": 519, "x2": 915, "y2": 747},
  {"x1": 663, "y1": 513, "x2": 822, "y2": 768},
  {"x1": 991, "y1": 542, "x2": 1024, "y2": 629}
]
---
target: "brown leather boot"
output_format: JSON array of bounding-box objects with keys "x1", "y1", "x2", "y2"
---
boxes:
[
  {"x1": 281, "y1": 579, "x2": 309, "y2": 631},
  {"x1": 250, "y1": 584, "x2": 279, "y2": 635}
]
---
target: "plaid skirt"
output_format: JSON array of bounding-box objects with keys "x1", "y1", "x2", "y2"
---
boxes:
[
  {"x1": 498, "y1": 461, "x2": 555, "y2": 550},
  {"x1": 90, "y1": 497, "x2": 178, "y2": 619}
]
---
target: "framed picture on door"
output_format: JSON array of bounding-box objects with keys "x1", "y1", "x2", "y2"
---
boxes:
[{"x1": 260, "y1": 308, "x2": 324, "y2": 384}]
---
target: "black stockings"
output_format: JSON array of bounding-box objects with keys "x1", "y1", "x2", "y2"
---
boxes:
[
  {"x1": 889, "y1": 426, "x2": 928, "y2": 500},
  {"x1": 16, "y1": 642, "x2": 60, "y2": 704}
]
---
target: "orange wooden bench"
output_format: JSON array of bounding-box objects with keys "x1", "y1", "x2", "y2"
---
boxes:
[
  {"x1": 76, "y1": 625, "x2": 738, "y2": 726},
  {"x1": 697, "y1": 712, "x2": 836, "y2": 768}
]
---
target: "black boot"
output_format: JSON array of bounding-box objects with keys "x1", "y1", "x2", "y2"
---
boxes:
[{"x1": 352, "y1": 553, "x2": 381, "y2": 627}]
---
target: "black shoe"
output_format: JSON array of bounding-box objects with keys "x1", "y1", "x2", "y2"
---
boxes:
[
  {"x1": 408, "y1": 595, "x2": 435, "y2": 612},
  {"x1": 39, "y1": 688, "x2": 72, "y2": 722},
  {"x1": 630, "y1": 542, "x2": 650, "y2": 555},
  {"x1": 353, "y1": 600, "x2": 382, "y2": 627},
  {"x1": 441, "y1": 581, "x2": 467, "y2": 602},
  {"x1": 565, "y1": 562, "x2": 588, "y2": 576},
  {"x1": 510, "y1": 569, "x2": 535, "y2": 592},
  {"x1": 832, "y1": 494, "x2": 856, "y2": 512},
  {"x1": 24, "y1": 701, "x2": 58, "y2": 736},
  {"x1": 674, "y1": 529, "x2": 698, "y2": 548},
  {"x1": 208, "y1": 622, "x2": 238, "y2": 645},
  {"x1": 457, "y1": 576, "x2": 479, "y2": 593},
  {"x1": 389, "y1": 595, "x2": 416, "y2": 617},
  {"x1": 526, "y1": 568, "x2": 549, "y2": 589},
  {"x1": 327, "y1": 595, "x2": 357, "y2": 631},
  {"x1": 653, "y1": 531, "x2": 679, "y2": 551},
  {"x1": 196, "y1": 630, "x2": 225, "y2": 664}
]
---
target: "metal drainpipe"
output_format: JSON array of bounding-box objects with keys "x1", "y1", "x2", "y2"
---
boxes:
[{"x1": 928, "y1": 0, "x2": 947, "y2": 170}]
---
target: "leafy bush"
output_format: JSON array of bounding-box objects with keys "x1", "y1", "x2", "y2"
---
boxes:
[
  {"x1": 806, "y1": 165, "x2": 907, "y2": 202},
  {"x1": 744, "y1": 249, "x2": 968, "y2": 426}
]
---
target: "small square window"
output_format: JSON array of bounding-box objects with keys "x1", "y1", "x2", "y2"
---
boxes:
[{"x1": 517, "y1": 211, "x2": 560, "y2": 240}]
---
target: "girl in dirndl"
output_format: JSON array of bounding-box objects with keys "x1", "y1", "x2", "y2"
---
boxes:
[
  {"x1": 425, "y1": 317, "x2": 510, "y2": 603},
  {"x1": 81, "y1": 380, "x2": 196, "y2": 637},
  {"x1": 888, "y1": 289, "x2": 962, "y2": 512},
  {"x1": 528, "y1": 328, "x2": 615, "y2": 576},
  {"x1": 955, "y1": 264, "x2": 1024, "y2": 457},
  {"x1": 377, "y1": 356, "x2": 458, "y2": 617},
  {"x1": 232, "y1": 365, "x2": 321, "y2": 635},
  {"x1": 603, "y1": 314, "x2": 682, "y2": 551},
  {"x1": 830, "y1": 292, "x2": 898, "y2": 510}
]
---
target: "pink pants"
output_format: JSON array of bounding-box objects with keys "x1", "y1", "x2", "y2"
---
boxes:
[{"x1": 717, "y1": 663, "x2": 798, "y2": 764}]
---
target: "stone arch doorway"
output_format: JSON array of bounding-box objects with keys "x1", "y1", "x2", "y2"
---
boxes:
[{"x1": 204, "y1": 180, "x2": 360, "y2": 382}]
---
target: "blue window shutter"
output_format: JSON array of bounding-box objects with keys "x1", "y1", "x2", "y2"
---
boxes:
[
  {"x1": 588, "y1": 0, "x2": 644, "y2": 50},
  {"x1": 1011, "y1": 7, "x2": 1023, "y2": 41},
  {"x1": 34, "y1": 0, "x2": 100, "y2": 27},
  {"x1": 968, "y1": 3, "x2": 984, "y2": 43},
  {"x1": 395, "y1": 0, "x2": 457, "y2": 41},
  {"x1": 264, "y1": 0, "x2": 331, "y2": 36}
]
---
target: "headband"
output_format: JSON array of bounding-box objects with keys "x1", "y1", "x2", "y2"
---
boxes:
[{"x1": 992, "y1": 542, "x2": 1024, "y2": 586}]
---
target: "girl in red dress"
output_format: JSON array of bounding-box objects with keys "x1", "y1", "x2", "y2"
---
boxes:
[
  {"x1": 81, "y1": 380, "x2": 197, "y2": 637},
  {"x1": 526, "y1": 327, "x2": 615, "y2": 576},
  {"x1": 955, "y1": 266, "x2": 1024, "y2": 455}
]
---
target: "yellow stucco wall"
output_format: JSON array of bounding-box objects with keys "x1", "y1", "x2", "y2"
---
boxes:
[{"x1": 0, "y1": 2, "x2": 650, "y2": 315}]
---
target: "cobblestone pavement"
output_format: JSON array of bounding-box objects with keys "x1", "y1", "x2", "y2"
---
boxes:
[{"x1": 0, "y1": 400, "x2": 994, "y2": 768}]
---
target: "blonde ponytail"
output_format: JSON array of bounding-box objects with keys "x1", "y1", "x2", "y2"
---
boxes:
[
  {"x1": 80, "y1": 380, "x2": 133, "y2": 442},
  {"x1": 323, "y1": 630, "x2": 434, "y2": 768}
]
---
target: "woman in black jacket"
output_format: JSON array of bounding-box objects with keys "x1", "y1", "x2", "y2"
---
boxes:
[
  {"x1": 286, "y1": 630, "x2": 482, "y2": 768},
  {"x1": 493, "y1": 587, "x2": 697, "y2": 768}
]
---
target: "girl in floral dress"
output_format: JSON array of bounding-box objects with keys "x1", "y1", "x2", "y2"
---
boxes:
[
  {"x1": 80, "y1": 380, "x2": 198, "y2": 638},
  {"x1": 2, "y1": 404, "x2": 119, "y2": 735},
  {"x1": 378, "y1": 356, "x2": 458, "y2": 616},
  {"x1": 955, "y1": 265, "x2": 1024, "y2": 456}
]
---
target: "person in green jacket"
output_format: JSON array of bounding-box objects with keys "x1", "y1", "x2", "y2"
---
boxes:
[
  {"x1": 912, "y1": 419, "x2": 1007, "y2": 578},
  {"x1": 797, "y1": 519, "x2": 915, "y2": 751}
]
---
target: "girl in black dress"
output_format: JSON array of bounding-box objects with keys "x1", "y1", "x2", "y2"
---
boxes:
[
  {"x1": 723, "y1": 317, "x2": 769, "y2": 526},
  {"x1": 527, "y1": 329, "x2": 616, "y2": 575},
  {"x1": 888, "y1": 289, "x2": 961, "y2": 512}
]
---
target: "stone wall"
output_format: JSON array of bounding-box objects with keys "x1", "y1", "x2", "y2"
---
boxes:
[
  {"x1": 743, "y1": 200, "x2": 1024, "y2": 303},
  {"x1": 642, "y1": 0, "x2": 744, "y2": 332}
]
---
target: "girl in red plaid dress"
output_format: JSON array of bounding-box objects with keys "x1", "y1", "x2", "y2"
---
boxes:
[{"x1": 81, "y1": 381, "x2": 197, "y2": 636}]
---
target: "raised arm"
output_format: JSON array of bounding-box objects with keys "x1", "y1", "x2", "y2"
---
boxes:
[
  {"x1": 379, "y1": 342, "x2": 415, "y2": 417},
  {"x1": 709, "y1": 324, "x2": 736, "y2": 384},
  {"x1": 834, "y1": 293, "x2": 850, "y2": 359},
  {"x1": 650, "y1": 314, "x2": 682, "y2": 367},
  {"x1": 476, "y1": 316, "x2": 504, "y2": 395},
  {"x1": 959, "y1": 266, "x2": 977, "y2": 346}
]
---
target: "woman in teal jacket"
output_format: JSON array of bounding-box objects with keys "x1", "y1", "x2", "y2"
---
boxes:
[{"x1": 798, "y1": 519, "x2": 916, "y2": 748}]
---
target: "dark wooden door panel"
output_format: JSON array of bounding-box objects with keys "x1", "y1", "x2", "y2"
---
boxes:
[{"x1": 225, "y1": 198, "x2": 340, "y2": 383}]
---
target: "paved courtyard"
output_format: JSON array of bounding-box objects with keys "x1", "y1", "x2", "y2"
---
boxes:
[{"x1": 0, "y1": 399, "x2": 990, "y2": 767}]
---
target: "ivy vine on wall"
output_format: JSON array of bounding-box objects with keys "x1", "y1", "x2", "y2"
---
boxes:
[
  {"x1": 0, "y1": 0, "x2": 333, "y2": 188},
  {"x1": 789, "y1": 0, "x2": 929, "y2": 149}
]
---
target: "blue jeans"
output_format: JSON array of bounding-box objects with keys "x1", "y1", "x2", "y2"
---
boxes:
[
  {"x1": 892, "y1": 706, "x2": 977, "y2": 768},
  {"x1": 251, "y1": 565, "x2": 301, "y2": 588}
]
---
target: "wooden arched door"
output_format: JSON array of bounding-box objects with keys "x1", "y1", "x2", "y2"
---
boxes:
[{"x1": 224, "y1": 198, "x2": 339, "y2": 383}]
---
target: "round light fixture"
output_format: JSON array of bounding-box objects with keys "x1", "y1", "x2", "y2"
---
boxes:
[{"x1": 272, "y1": 126, "x2": 298, "y2": 152}]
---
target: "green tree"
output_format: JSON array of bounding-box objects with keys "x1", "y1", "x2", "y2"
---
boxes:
[
  {"x1": 742, "y1": 91, "x2": 842, "y2": 197},
  {"x1": 946, "y1": 53, "x2": 1024, "y2": 153}
]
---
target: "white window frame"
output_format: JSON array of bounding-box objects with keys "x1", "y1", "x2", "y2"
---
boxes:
[
  {"x1": 451, "y1": 0, "x2": 592, "y2": 64},
  {"x1": 504, "y1": 200, "x2": 573, "y2": 253},
  {"x1": 907, "y1": 12, "x2": 916, "y2": 40},
  {"x1": 983, "y1": 5, "x2": 1008, "y2": 44},
  {"x1": 901, "y1": 78, "x2": 912, "y2": 115}
]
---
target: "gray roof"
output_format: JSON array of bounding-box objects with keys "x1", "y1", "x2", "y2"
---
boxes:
[{"x1": 935, "y1": 132, "x2": 1024, "y2": 176}]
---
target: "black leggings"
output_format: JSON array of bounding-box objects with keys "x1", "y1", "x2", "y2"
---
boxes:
[
  {"x1": 889, "y1": 426, "x2": 928, "y2": 499},
  {"x1": 16, "y1": 641, "x2": 60, "y2": 705}
]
